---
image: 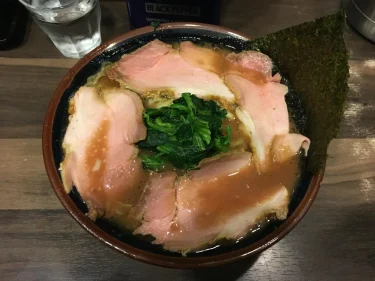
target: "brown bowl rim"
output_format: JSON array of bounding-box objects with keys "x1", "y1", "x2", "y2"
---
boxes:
[{"x1": 42, "y1": 22, "x2": 324, "y2": 269}]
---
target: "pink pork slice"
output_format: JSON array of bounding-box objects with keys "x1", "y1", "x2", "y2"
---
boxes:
[
  {"x1": 134, "y1": 152, "x2": 290, "y2": 252},
  {"x1": 224, "y1": 51, "x2": 310, "y2": 163},
  {"x1": 61, "y1": 86, "x2": 147, "y2": 219},
  {"x1": 133, "y1": 172, "x2": 177, "y2": 241},
  {"x1": 107, "y1": 39, "x2": 235, "y2": 102}
]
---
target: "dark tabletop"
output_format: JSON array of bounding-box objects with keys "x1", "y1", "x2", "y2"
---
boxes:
[{"x1": 1, "y1": 0, "x2": 375, "y2": 280}]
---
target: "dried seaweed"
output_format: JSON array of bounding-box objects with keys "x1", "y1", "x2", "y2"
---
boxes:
[{"x1": 245, "y1": 10, "x2": 349, "y2": 173}]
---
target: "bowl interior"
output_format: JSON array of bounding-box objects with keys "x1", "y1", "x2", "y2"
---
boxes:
[{"x1": 50, "y1": 27, "x2": 314, "y2": 259}]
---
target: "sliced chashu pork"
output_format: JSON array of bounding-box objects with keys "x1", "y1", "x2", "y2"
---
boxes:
[
  {"x1": 224, "y1": 50, "x2": 310, "y2": 164},
  {"x1": 107, "y1": 39, "x2": 234, "y2": 102},
  {"x1": 132, "y1": 172, "x2": 177, "y2": 240},
  {"x1": 134, "y1": 152, "x2": 291, "y2": 252},
  {"x1": 228, "y1": 73, "x2": 290, "y2": 162},
  {"x1": 61, "y1": 86, "x2": 147, "y2": 219}
]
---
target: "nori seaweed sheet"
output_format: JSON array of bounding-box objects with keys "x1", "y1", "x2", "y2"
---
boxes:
[{"x1": 245, "y1": 10, "x2": 349, "y2": 173}]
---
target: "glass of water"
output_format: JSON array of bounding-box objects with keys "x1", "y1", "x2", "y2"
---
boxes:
[{"x1": 19, "y1": 0, "x2": 101, "y2": 58}]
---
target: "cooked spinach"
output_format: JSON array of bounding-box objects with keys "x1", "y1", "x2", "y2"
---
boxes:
[{"x1": 137, "y1": 93, "x2": 231, "y2": 171}]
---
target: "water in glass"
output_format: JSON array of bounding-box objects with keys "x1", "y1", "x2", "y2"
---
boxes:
[{"x1": 21, "y1": 0, "x2": 101, "y2": 58}]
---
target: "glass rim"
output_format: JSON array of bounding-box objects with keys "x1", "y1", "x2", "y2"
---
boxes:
[{"x1": 18, "y1": 0, "x2": 95, "y2": 12}]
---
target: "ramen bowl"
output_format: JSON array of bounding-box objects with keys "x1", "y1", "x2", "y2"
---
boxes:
[{"x1": 42, "y1": 23, "x2": 323, "y2": 268}]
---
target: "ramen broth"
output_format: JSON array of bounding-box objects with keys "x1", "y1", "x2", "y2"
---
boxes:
[{"x1": 77, "y1": 40, "x2": 305, "y2": 252}]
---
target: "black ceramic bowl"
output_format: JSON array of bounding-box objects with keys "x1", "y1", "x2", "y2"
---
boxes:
[{"x1": 42, "y1": 23, "x2": 323, "y2": 268}]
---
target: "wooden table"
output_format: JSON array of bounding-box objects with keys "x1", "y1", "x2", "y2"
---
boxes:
[{"x1": 1, "y1": 0, "x2": 374, "y2": 280}]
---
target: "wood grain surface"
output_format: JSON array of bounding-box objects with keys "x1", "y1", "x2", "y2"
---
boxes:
[{"x1": 0, "y1": 0, "x2": 374, "y2": 280}]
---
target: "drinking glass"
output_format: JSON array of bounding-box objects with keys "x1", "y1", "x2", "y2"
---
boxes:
[{"x1": 19, "y1": 0, "x2": 102, "y2": 58}]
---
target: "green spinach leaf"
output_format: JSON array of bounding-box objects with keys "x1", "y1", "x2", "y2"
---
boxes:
[{"x1": 137, "y1": 93, "x2": 231, "y2": 171}]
